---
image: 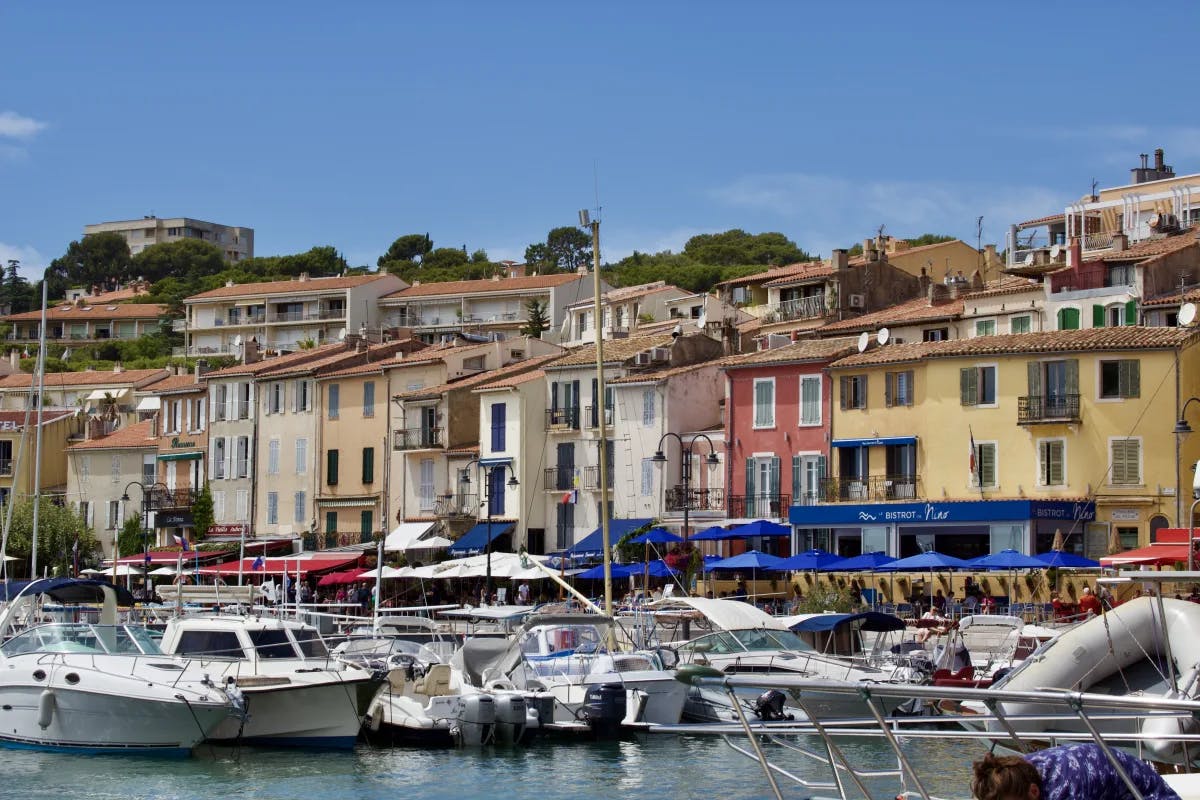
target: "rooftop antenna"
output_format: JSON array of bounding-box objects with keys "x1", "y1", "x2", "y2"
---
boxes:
[{"x1": 976, "y1": 215, "x2": 984, "y2": 280}]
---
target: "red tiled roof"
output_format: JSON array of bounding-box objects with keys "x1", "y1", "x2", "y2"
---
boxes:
[
  {"x1": 186, "y1": 274, "x2": 396, "y2": 302},
  {"x1": 205, "y1": 343, "x2": 350, "y2": 378},
  {"x1": 761, "y1": 262, "x2": 836, "y2": 288},
  {"x1": 723, "y1": 337, "x2": 861, "y2": 368},
  {"x1": 398, "y1": 354, "x2": 563, "y2": 400},
  {"x1": 0, "y1": 409, "x2": 75, "y2": 429},
  {"x1": 831, "y1": 326, "x2": 1196, "y2": 368},
  {"x1": 1100, "y1": 232, "x2": 1198, "y2": 262},
  {"x1": 608, "y1": 362, "x2": 717, "y2": 384},
  {"x1": 68, "y1": 419, "x2": 157, "y2": 450},
  {"x1": 715, "y1": 262, "x2": 827, "y2": 290},
  {"x1": 474, "y1": 369, "x2": 546, "y2": 390},
  {"x1": 382, "y1": 273, "x2": 583, "y2": 300},
  {"x1": 3, "y1": 303, "x2": 168, "y2": 322},
  {"x1": 816, "y1": 296, "x2": 964, "y2": 334},
  {"x1": 0, "y1": 368, "x2": 169, "y2": 389},
  {"x1": 846, "y1": 239, "x2": 970, "y2": 267},
  {"x1": 141, "y1": 375, "x2": 204, "y2": 395},
  {"x1": 1142, "y1": 287, "x2": 1200, "y2": 309},
  {"x1": 544, "y1": 333, "x2": 675, "y2": 368}
]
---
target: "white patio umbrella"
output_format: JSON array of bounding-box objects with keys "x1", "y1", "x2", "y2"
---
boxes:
[
  {"x1": 357, "y1": 565, "x2": 403, "y2": 579},
  {"x1": 148, "y1": 566, "x2": 181, "y2": 576},
  {"x1": 405, "y1": 535, "x2": 454, "y2": 551}
]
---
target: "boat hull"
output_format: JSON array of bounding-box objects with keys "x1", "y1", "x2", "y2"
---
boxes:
[{"x1": 206, "y1": 678, "x2": 370, "y2": 749}]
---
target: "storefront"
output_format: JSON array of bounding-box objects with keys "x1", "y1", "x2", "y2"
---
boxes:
[{"x1": 789, "y1": 499, "x2": 1097, "y2": 560}]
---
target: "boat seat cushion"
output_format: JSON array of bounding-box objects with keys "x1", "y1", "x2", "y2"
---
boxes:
[{"x1": 415, "y1": 663, "x2": 453, "y2": 697}]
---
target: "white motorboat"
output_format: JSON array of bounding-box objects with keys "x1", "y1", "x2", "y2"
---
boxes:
[
  {"x1": 0, "y1": 578, "x2": 238, "y2": 756},
  {"x1": 158, "y1": 615, "x2": 376, "y2": 748}
]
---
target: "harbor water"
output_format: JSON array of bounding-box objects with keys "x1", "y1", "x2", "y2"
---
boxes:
[{"x1": 2, "y1": 735, "x2": 984, "y2": 800}]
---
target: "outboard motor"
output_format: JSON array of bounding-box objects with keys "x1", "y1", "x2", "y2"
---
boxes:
[
  {"x1": 457, "y1": 694, "x2": 496, "y2": 747},
  {"x1": 753, "y1": 689, "x2": 794, "y2": 721},
  {"x1": 492, "y1": 694, "x2": 527, "y2": 745},
  {"x1": 583, "y1": 683, "x2": 627, "y2": 739}
]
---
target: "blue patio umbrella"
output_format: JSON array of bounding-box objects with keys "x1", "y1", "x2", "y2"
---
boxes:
[
  {"x1": 704, "y1": 550, "x2": 787, "y2": 571},
  {"x1": 727, "y1": 520, "x2": 792, "y2": 538},
  {"x1": 691, "y1": 526, "x2": 734, "y2": 541},
  {"x1": 643, "y1": 559, "x2": 679, "y2": 578},
  {"x1": 969, "y1": 550, "x2": 1046, "y2": 570},
  {"x1": 824, "y1": 551, "x2": 897, "y2": 572},
  {"x1": 630, "y1": 528, "x2": 684, "y2": 545},
  {"x1": 576, "y1": 563, "x2": 637, "y2": 580},
  {"x1": 1034, "y1": 550, "x2": 1101, "y2": 568},
  {"x1": 882, "y1": 550, "x2": 972, "y2": 609},
  {"x1": 771, "y1": 548, "x2": 843, "y2": 572}
]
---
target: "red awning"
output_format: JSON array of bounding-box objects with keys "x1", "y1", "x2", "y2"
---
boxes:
[
  {"x1": 316, "y1": 569, "x2": 368, "y2": 587},
  {"x1": 114, "y1": 550, "x2": 232, "y2": 565},
  {"x1": 198, "y1": 555, "x2": 362, "y2": 577},
  {"x1": 1100, "y1": 544, "x2": 1191, "y2": 567}
]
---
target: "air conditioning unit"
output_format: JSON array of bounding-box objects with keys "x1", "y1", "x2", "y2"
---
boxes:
[
  {"x1": 649, "y1": 347, "x2": 670, "y2": 362},
  {"x1": 848, "y1": 294, "x2": 865, "y2": 309},
  {"x1": 634, "y1": 352, "x2": 652, "y2": 365},
  {"x1": 1150, "y1": 212, "x2": 1179, "y2": 232}
]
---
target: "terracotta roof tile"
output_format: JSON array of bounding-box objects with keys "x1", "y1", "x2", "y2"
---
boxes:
[
  {"x1": 474, "y1": 369, "x2": 546, "y2": 391},
  {"x1": 816, "y1": 297, "x2": 964, "y2": 333},
  {"x1": 397, "y1": 354, "x2": 562, "y2": 400},
  {"x1": 205, "y1": 343, "x2": 350, "y2": 378},
  {"x1": 608, "y1": 362, "x2": 717, "y2": 384},
  {"x1": 761, "y1": 263, "x2": 836, "y2": 288},
  {"x1": 0, "y1": 368, "x2": 169, "y2": 389},
  {"x1": 0, "y1": 409, "x2": 75, "y2": 429},
  {"x1": 831, "y1": 327, "x2": 1196, "y2": 369},
  {"x1": 186, "y1": 274, "x2": 396, "y2": 302},
  {"x1": 3, "y1": 303, "x2": 168, "y2": 323},
  {"x1": 716, "y1": 262, "x2": 827, "y2": 290},
  {"x1": 382, "y1": 273, "x2": 583, "y2": 300},
  {"x1": 564, "y1": 281, "x2": 681, "y2": 309},
  {"x1": 1143, "y1": 286, "x2": 1200, "y2": 308},
  {"x1": 723, "y1": 337, "x2": 861, "y2": 368},
  {"x1": 543, "y1": 333, "x2": 676, "y2": 369},
  {"x1": 1017, "y1": 213, "x2": 1066, "y2": 228},
  {"x1": 68, "y1": 419, "x2": 157, "y2": 451},
  {"x1": 1100, "y1": 232, "x2": 1198, "y2": 262},
  {"x1": 140, "y1": 375, "x2": 204, "y2": 395}
]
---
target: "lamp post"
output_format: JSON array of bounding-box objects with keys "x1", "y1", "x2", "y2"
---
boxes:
[
  {"x1": 652, "y1": 432, "x2": 720, "y2": 542},
  {"x1": 1174, "y1": 397, "x2": 1200, "y2": 568},
  {"x1": 463, "y1": 460, "x2": 519, "y2": 602},
  {"x1": 120, "y1": 480, "x2": 169, "y2": 596}
]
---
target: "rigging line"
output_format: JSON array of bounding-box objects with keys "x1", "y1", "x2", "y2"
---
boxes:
[{"x1": 0, "y1": 383, "x2": 38, "y2": 578}]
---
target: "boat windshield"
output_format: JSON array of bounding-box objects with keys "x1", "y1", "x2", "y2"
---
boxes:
[
  {"x1": 1, "y1": 624, "x2": 163, "y2": 657},
  {"x1": 679, "y1": 628, "x2": 813, "y2": 655},
  {"x1": 292, "y1": 627, "x2": 329, "y2": 659},
  {"x1": 248, "y1": 628, "x2": 298, "y2": 659},
  {"x1": 522, "y1": 624, "x2": 603, "y2": 656}
]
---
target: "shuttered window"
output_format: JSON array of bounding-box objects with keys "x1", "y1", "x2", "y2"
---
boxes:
[
  {"x1": 1038, "y1": 440, "x2": 1065, "y2": 486},
  {"x1": 973, "y1": 442, "x2": 997, "y2": 488},
  {"x1": 327, "y1": 449, "x2": 339, "y2": 486},
  {"x1": 960, "y1": 366, "x2": 996, "y2": 406},
  {"x1": 839, "y1": 375, "x2": 867, "y2": 410},
  {"x1": 1110, "y1": 438, "x2": 1141, "y2": 485},
  {"x1": 799, "y1": 375, "x2": 821, "y2": 424},
  {"x1": 490, "y1": 403, "x2": 507, "y2": 451},
  {"x1": 1099, "y1": 360, "x2": 1140, "y2": 399},
  {"x1": 362, "y1": 447, "x2": 374, "y2": 484},
  {"x1": 753, "y1": 379, "x2": 775, "y2": 427},
  {"x1": 885, "y1": 370, "x2": 914, "y2": 407}
]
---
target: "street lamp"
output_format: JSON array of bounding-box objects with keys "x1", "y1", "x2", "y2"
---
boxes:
[
  {"x1": 462, "y1": 460, "x2": 519, "y2": 602},
  {"x1": 652, "y1": 432, "x2": 720, "y2": 542},
  {"x1": 1175, "y1": 397, "x2": 1200, "y2": 570},
  {"x1": 120, "y1": 480, "x2": 169, "y2": 596}
]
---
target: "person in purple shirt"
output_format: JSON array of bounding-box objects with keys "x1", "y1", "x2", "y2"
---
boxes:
[{"x1": 972, "y1": 745, "x2": 1180, "y2": 800}]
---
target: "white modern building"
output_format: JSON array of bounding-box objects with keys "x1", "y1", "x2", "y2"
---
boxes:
[{"x1": 85, "y1": 216, "x2": 254, "y2": 262}]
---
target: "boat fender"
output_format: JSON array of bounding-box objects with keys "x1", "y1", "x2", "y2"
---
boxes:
[
  {"x1": 37, "y1": 689, "x2": 55, "y2": 729},
  {"x1": 368, "y1": 702, "x2": 383, "y2": 733},
  {"x1": 486, "y1": 679, "x2": 515, "y2": 691}
]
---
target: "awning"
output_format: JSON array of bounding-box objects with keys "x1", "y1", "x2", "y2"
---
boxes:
[
  {"x1": 84, "y1": 388, "x2": 129, "y2": 402},
  {"x1": 448, "y1": 522, "x2": 516, "y2": 555},
  {"x1": 384, "y1": 521, "x2": 436, "y2": 552},
  {"x1": 832, "y1": 436, "x2": 917, "y2": 448},
  {"x1": 157, "y1": 451, "x2": 203, "y2": 462},
  {"x1": 567, "y1": 518, "x2": 654, "y2": 558},
  {"x1": 1100, "y1": 544, "x2": 1190, "y2": 567},
  {"x1": 478, "y1": 456, "x2": 513, "y2": 467},
  {"x1": 113, "y1": 549, "x2": 232, "y2": 565},
  {"x1": 785, "y1": 611, "x2": 906, "y2": 633},
  {"x1": 316, "y1": 497, "x2": 379, "y2": 508},
  {"x1": 136, "y1": 396, "x2": 161, "y2": 412},
  {"x1": 198, "y1": 555, "x2": 361, "y2": 577}
]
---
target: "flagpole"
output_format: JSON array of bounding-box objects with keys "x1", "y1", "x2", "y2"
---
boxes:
[{"x1": 238, "y1": 522, "x2": 246, "y2": 587}]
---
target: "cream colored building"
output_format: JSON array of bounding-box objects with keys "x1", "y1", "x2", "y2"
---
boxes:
[
  {"x1": 84, "y1": 216, "x2": 253, "y2": 261},
  {"x1": 65, "y1": 419, "x2": 157, "y2": 559},
  {"x1": 3, "y1": 302, "x2": 168, "y2": 345}
]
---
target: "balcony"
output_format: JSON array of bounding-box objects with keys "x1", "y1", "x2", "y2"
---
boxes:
[
  {"x1": 434, "y1": 493, "x2": 477, "y2": 519},
  {"x1": 773, "y1": 294, "x2": 826, "y2": 322},
  {"x1": 1018, "y1": 394, "x2": 1081, "y2": 425},
  {"x1": 319, "y1": 308, "x2": 346, "y2": 320},
  {"x1": 585, "y1": 405, "x2": 614, "y2": 429},
  {"x1": 726, "y1": 493, "x2": 791, "y2": 520},
  {"x1": 665, "y1": 486, "x2": 724, "y2": 512},
  {"x1": 545, "y1": 407, "x2": 580, "y2": 431},
  {"x1": 582, "y1": 466, "x2": 610, "y2": 491},
  {"x1": 148, "y1": 488, "x2": 198, "y2": 509},
  {"x1": 543, "y1": 467, "x2": 575, "y2": 492},
  {"x1": 393, "y1": 427, "x2": 443, "y2": 450},
  {"x1": 819, "y1": 475, "x2": 922, "y2": 503}
]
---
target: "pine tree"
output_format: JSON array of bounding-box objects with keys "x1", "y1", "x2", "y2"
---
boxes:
[{"x1": 520, "y1": 299, "x2": 551, "y2": 338}]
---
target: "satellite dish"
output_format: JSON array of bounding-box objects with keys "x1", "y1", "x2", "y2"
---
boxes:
[
  {"x1": 232, "y1": 334, "x2": 243, "y2": 346},
  {"x1": 1180, "y1": 302, "x2": 1197, "y2": 327},
  {"x1": 1049, "y1": 244, "x2": 1062, "y2": 260},
  {"x1": 856, "y1": 331, "x2": 870, "y2": 353},
  {"x1": 336, "y1": 327, "x2": 347, "y2": 341},
  {"x1": 876, "y1": 327, "x2": 890, "y2": 346},
  {"x1": 1023, "y1": 253, "x2": 1036, "y2": 266}
]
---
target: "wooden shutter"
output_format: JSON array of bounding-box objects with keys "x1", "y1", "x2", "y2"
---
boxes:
[
  {"x1": 745, "y1": 458, "x2": 755, "y2": 502},
  {"x1": 1125, "y1": 300, "x2": 1138, "y2": 326},
  {"x1": 884, "y1": 373, "x2": 893, "y2": 407},
  {"x1": 327, "y1": 449, "x2": 339, "y2": 486},
  {"x1": 960, "y1": 367, "x2": 977, "y2": 406},
  {"x1": 1027, "y1": 361, "x2": 1042, "y2": 398},
  {"x1": 859, "y1": 376, "x2": 867, "y2": 409},
  {"x1": 840, "y1": 376, "x2": 849, "y2": 410},
  {"x1": 491, "y1": 403, "x2": 506, "y2": 451},
  {"x1": 980, "y1": 443, "x2": 996, "y2": 486},
  {"x1": 791, "y1": 455, "x2": 801, "y2": 500},
  {"x1": 1065, "y1": 359, "x2": 1079, "y2": 395},
  {"x1": 1092, "y1": 304, "x2": 1105, "y2": 328},
  {"x1": 1111, "y1": 439, "x2": 1140, "y2": 484},
  {"x1": 362, "y1": 447, "x2": 374, "y2": 484},
  {"x1": 1120, "y1": 360, "x2": 1140, "y2": 398}
]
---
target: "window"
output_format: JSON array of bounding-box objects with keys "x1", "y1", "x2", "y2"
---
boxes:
[
  {"x1": 235, "y1": 490, "x2": 249, "y2": 522},
  {"x1": 142, "y1": 454, "x2": 155, "y2": 484},
  {"x1": 293, "y1": 491, "x2": 306, "y2": 524},
  {"x1": 1110, "y1": 438, "x2": 1142, "y2": 485},
  {"x1": 743, "y1": 456, "x2": 781, "y2": 517},
  {"x1": 1106, "y1": 264, "x2": 1135, "y2": 288},
  {"x1": 839, "y1": 375, "x2": 867, "y2": 410},
  {"x1": 190, "y1": 398, "x2": 205, "y2": 432},
  {"x1": 640, "y1": 459, "x2": 653, "y2": 496},
  {"x1": 326, "y1": 449, "x2": 339, "y2": 485},
  {"x1": 1010, "y1": 316, "x2": 1031, "y2": 334},
  {"x1": 363, "y1": 381, "x2": 375, "y2": 418},
  {"x1": 293, "y1": 379, "x2": 311, "y2": 412},
  {"x1": 419, "y1": 459, "x2": 435, "y2": 511},
  {"x1": 923, "y1": 328, "x2": 948, "y2": 342},
  {"x1": 1057, "y1": 307, "x2": 1080, "y2": 330},
  {"x1": 1117, "y1": 527, "x2": 1139, "y2": 551},
  {"x1": 267, "y1": 439, "x2": 280, "y2": 475},
  {"x1": 972, "y1": 442, "x2": 997, "y2": 488},
  {"x1": 268, "y1": 382, "x2": 284, "y2": 415},
  {"x1": 488, "y1": 467, "x2": 507, "y2": 516},
  {"x1": 885, "y1": 370, "x2": 914, "y2": 407},
  {"x1": 106, "y1": 500, "x2": 121, "y2": 531},
  {"x1": 362, "y1": 447, "x2": 374, "y2": 484},
  {"x1": 974, "y1": 320, "x2": 996, "y2": 337},
  {"x1": 799, "y1": 375, "x2": 821, "y2": 425},
  {"x1": 327, "y1": 384, "x2": 340, "y2": 420},
  {"x1": 213, "y1": 384, "x2": 227, "y2": 421},
  {"x1": 110, "y1": 454, "x2": 121, "y2": 483},
  {"x1": 361, "y1": 510, "x2": 373, "y2": 541},
  {"x1": 1100, "y1": 360, "x2": 1140, "y2": 399},
  {"x1": 753, "y1": 378, "x2": 775, "y2": 427},
  {"x1": 325, "y1": 511, "x2": 337, "y2": 535},
  {"x1": 236, "y1": 436, "x2": 250, "y2": 478},
  {"x1": 165, "y1": 399, "x2": 182, "y2": 433},
  {"x1": 295, "y1": 438, "x2": 308, "y2": 474},
  {"x1": 1038, "y1": 439, "x2": 1065, "y2": 486},
  {"x1": 213, "y1": 491, "x2": 225, "y2": 522},
  {"x1": 490, "y1": 402, "x2": 507, "y2": 452},
  {"x1": 960, "y1": 366, "x2": 997, "y2": 406},
  {"x1": 642, "y1": 390, "x2": 655, "y2": 426},
  {"x1": 266, "y1": 492, "x2": 278, "y2": 524}
]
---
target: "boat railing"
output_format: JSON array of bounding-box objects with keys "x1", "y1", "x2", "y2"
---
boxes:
[{"x1": 656, "y1": 674, "x2": 1200, "y2": 800}]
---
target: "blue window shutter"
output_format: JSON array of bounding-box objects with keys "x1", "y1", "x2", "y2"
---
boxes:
[{"x1": 491, "y1": 403, "x2": 506, "y2": 451}]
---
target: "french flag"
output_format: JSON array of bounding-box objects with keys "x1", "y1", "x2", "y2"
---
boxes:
[
  {"x1": 251, "y1": 555, "x2": 266, "y2": 571},
  {"x1": 173, "y1": 533, "x2": 192, "y2": 552}
]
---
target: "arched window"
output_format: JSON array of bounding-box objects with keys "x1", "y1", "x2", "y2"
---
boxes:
[{"x1": 1149, "y1": 514, "x2": 1170, "y2": 543}]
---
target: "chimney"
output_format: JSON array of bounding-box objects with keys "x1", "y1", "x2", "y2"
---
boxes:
[
  {"x1": 984, "y1": 243, "x2": 998, "y2": 265},
  {"x1": 1112, "y1": 232, "x2": 1128, "y2": 252},
  {"x1": 1068, "y1": 237, "x2": 1082, "y2": 268},
  {"x1": 113, "y1": 362, "x2": 124, "y2": 374},
  {"x1": 1155, "y1": 148, "x2": 1165, "y2": 171},
  {"x1": 242, "y1": 338, "x2": 261, "y2": 365},
  {"x1": 831, "y1": 249, "x2": 848, "y2": 271},
  {"x1": 491, "y1": 274, "x2": 501, "y2": 282},
  {"x1": 194, "y1": 359, "x2": 210, "y2": 381}
]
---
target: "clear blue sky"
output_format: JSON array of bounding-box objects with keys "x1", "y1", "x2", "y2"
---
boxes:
[{"x1": 3, "y1": 3, "x2": 1198, "y2": 277}]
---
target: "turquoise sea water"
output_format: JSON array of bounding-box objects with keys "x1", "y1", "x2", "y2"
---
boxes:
[{"x1": 0, "y1": 735, "x2": 984, "y2": 800}]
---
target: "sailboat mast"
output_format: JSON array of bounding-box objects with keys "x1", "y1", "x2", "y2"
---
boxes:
[
  {"x1": 585, "y1": 212, "x2": 613, "y2": 619},
  {"x1": 30, "y1": 278, "x2": 47, "y2": 578}
]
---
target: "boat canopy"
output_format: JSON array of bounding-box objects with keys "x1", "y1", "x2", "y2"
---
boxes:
[
  {"x1": 784, "y1": 611, "x2": 906, "y2": 633},
  {"x1": 0, "y1": 578, "x2": 136, "y2": 605},
  {"x1": 652, "y1": 597, "x2": 788, "y2": 632}
]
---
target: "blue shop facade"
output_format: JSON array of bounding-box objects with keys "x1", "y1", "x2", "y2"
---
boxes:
[{"x1": 789, "y1": 499, "x2": 1097, "y2": 560}]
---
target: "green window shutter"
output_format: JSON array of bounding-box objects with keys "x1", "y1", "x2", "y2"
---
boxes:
[
  {"x1": 1065, "y1": 359, "x2": 1079, "y2": 395},
  {"x1": 745, "y1": 458, "x2": 756, "y2": 510},
  {"x1": 769, "y1": 457, "x2": 781, "y2": 497},
  {"x1": 1121, "y1": 360, "x2": 1140, "y2": 398},
  {"x1": 1092, "y1": 304, "x2": 1106, "y2": 328},
  {"x1": 360, "y1": 510, "x2": 372, "y2": 540},
  {"x1": 325, "y1": 511, "x2": 337, "y2": 535},
  {"x1": 791, "y1": 455, "x2": 801, "y2": 500},
  {"x1": 980, "y1": 444, "x2": 996, "y2": 486},
  {"x1": 1125, "y1": 300, "x2": 1138, "y2": 326},
  {"x1": 362, "y1": 447, "x2": 374, "y2": 484},
  {"x1": 1058, "y1": 307, "x2": 1080, "y2": 330},
  {"x1": 327, "y1": 449, "x2": 339, "y2": 486},
  {"x1": 960, "y1": 368, "x2": 974, "y2": 405}
]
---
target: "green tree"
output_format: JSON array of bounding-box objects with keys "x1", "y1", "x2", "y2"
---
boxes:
[
  {"x1": 526, "y1": 227, "x2": 592, "y2": 273},
  {"x1": 132, "y1": 239, "x2": 226, "y2": 284},
  {"x1": 904, "y1": 233, "x2": 957, "y2": 247},
  {"x1": 46, "y1": 232, "x2": 133, "y2": 298},
  {"x1": 420, "y1": 247, "x2": 471, "y2": 272},
  {"x1": 191, "y1": 485, "x2": 214, "y2": 541},
  {"x1": 1, "y1": 259, "x2": 34, "y2": 313},
  {"x1": 681, "y1": 229, "x2": 809, "y2": 267},
  {"x1": 117, "y1": 515, "x2": 145, "y2": 558},
  {"x1": 377, "y1": 233, "x2": 432, "y2": 268},
  {"x1": 520, "y1": 298, "x2": 551, "y2": 338},
  {"x1": 3, "y1": 499, "x2": 100, "y2": 577}
]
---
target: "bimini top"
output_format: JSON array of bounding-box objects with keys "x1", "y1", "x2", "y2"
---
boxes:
[
  {"x1": 783, "y1": 611, "x2": 906, "y2": 633},
  {"x1": 652, "y1": 597, "x2": 788, "y2": 632},
  {"x1": 0, "y1": 578, "x2": 136, "y2": 605}
]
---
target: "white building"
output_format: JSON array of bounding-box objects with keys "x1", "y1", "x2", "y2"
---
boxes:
[
  {"x1": 85, "y1": 216, "x2": 253, "y2": 262},
  {"x1": 560, "y1": 281, "x2": 690, "y2": 346}
]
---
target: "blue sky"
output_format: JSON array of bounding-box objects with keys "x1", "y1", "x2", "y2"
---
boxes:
[{"x1": 3, "y1": 3, "x2": 1199, "y2": 277}]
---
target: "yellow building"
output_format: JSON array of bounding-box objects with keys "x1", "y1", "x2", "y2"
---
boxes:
[
  {"x1": 0, "y1": 409, "x2": 81, "y2": 507},
  {"x1": 789, "y1": 327, "x2": 1200, "y2": 562}
]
